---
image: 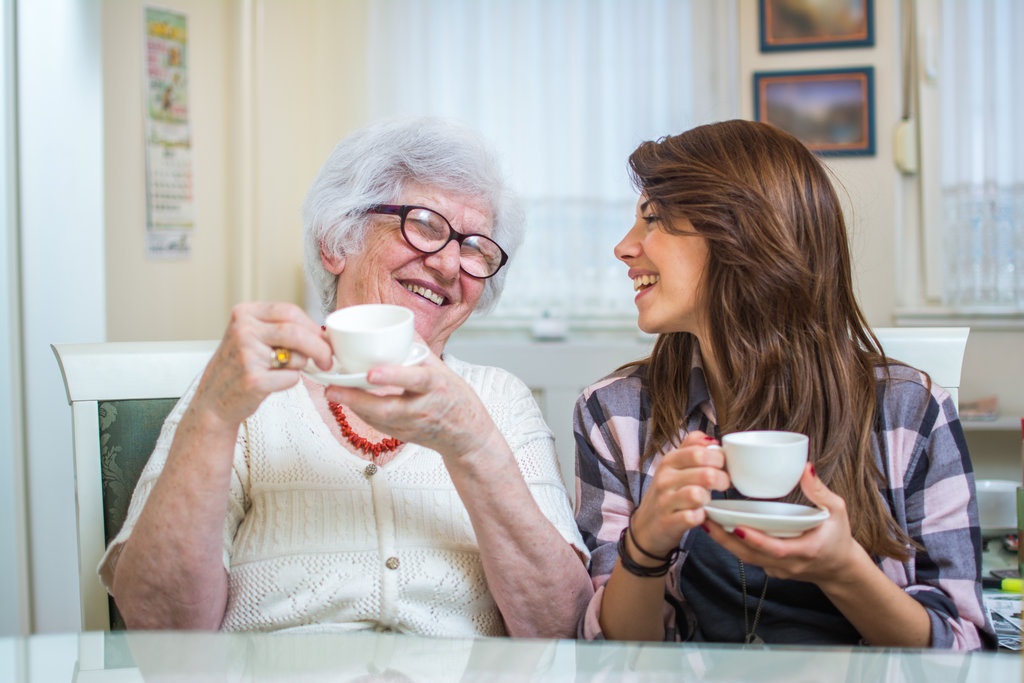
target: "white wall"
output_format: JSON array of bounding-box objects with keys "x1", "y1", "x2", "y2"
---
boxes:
[
  {"x1": 0, "y1": 0, "x2": 28, "y2": 637},
  {"x1": 18, "y1": 0, "x2": 105, "y2": 632},
  {"x1": 103, "y1": 0, "x2": 372, "y2": 341}
]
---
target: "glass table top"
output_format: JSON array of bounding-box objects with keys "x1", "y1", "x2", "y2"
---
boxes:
[{"x1": 1, "y1": 629, "x2": 1019, "y2": 682}]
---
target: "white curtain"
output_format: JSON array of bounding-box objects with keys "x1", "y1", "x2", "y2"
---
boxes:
[
  {"x1": 940, "y1": 0, "x2": 1024, "y2": 310},
  {"x1": 367, "y1": 0, "x2": 738, "y2": 324}
]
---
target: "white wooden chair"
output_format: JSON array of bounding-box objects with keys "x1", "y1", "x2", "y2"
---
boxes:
[
  {"x1": 448, "y1": 327, "x2": 970, "y2": 491},
  {"x1": 872, "y1": 327, "x2": 970, "y2": 411},
  {"x1": 445, "y1": 336, "x2": 656, "y2": 496},
  {"x1": 52, "y1": 340, "x2": 217, "y2": 631}
]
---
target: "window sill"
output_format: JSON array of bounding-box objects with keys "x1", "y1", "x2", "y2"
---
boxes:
[
  {"x1": 464, "y1": 309, "x2": 1024, "y2": 337},
  {"x1": 959, "y1": 416, "x2": 1022, "y2": 432},
  {"x1": 893, "y1": 308, "x2": 1024, "y2": 331},
  {"x1": 460, "y1": 313, "x2": 649, "y2": 341}
]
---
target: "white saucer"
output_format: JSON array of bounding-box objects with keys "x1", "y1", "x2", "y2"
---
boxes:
[
  {"x1": 704, "y1": 500, "x2": 829, "y2": 538},
  {"x1": 302, "y1": 343, "x2": 429, "y2": 388}
]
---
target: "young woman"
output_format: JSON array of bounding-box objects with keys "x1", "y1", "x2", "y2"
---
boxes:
[{"x1": 574, "y1": 120, "x2": 994, "y2": 649}]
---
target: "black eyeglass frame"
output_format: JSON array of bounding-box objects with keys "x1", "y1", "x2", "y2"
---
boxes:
[{"x1": 367, "y1": 204, "x2": 509, "y2": 279}]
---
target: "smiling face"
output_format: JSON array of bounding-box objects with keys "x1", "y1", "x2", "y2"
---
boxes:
[
  {"x1": 323, "y1": 183, "x2": 493, "y2": 355},
  {"x1": 615, "y1": 196, "x2": 710, "y2": 336}
]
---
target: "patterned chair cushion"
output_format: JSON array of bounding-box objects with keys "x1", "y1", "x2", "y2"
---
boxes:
[{"x1": 98, "y1": 398, "x2": 177, "y2": 630}]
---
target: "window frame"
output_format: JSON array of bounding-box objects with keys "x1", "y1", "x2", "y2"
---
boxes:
[{"x1": 895, "y1": 0, "x2": 1024, "y2": 330}]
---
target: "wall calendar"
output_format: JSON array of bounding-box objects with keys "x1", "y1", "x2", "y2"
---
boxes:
[{"x1": 143, "y1": 7, "x2": 194, "y2": 258}]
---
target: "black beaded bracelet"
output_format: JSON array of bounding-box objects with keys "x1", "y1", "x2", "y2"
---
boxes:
[
  {"x1": 617, "y1": 524, "x2": 679, "y2": 578},
  {"x1": 627, "y1": 523, "x2": 678, "y2": 563}
]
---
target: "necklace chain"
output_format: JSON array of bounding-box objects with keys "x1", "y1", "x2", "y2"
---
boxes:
[
  {"x1": 738, "y1": 559, "x2": 768, "y2": 645},
  {"x1": 327, "y1": 400, "x2": 402, "y2": 460}
]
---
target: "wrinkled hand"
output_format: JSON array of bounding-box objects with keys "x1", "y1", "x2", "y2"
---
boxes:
[
  {"x1": 629, "y1": 431, "x2": 730, "y2": 558},
  {"x1": 324, "y1": 345, "x2": 498, "y2": 460},
  {"x1": 191, "y1": 302, "x2": 333, "y2": 427},
  {"x1": 705, "y1": 464, "x2": 862, "y2": 585}
]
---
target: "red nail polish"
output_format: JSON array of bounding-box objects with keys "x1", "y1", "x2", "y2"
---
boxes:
[
  {"x1": 733, "y1": 528, "x2": 746, "y2": 539},
  {"x1": 810, "y1": 464, "x2": 817, "y2": 478},
  {"x1": 701, "y1": 524, "x2": 710, "y2": 533}
]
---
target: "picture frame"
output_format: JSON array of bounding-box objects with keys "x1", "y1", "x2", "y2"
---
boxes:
[
  {"x1": 760, "y1": 0, "x2": 874, "y2": 51},
  {"x1": 753, "y1": 67, "x2": 875, "y2": 156}
]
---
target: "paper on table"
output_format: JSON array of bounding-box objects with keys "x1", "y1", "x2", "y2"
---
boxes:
[{"x1": 985, "y1": 593, "x2": 1022, "y2": 650}]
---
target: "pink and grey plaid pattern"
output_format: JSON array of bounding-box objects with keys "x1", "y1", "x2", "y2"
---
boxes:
[{"x1": 573, "y1": 353, "x2": 995, "y2": 650}]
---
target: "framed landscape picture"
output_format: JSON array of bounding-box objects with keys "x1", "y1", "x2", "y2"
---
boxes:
[
  {"x1": 753, "y1": 67, "x2": 875, "y2": 156},
  {"x1": 760, "y1": 0, "x2": 874, "y2": 51}
]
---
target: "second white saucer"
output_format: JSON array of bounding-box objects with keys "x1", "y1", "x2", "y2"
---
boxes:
[{"x1": 302, "y1": 343, "x2": 429, "y2": 388}]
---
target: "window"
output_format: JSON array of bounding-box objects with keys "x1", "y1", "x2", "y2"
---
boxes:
[
  {"x1": 918, "y1": 0, "x2": 1023, "y2": 316},
  {"x1": 367, "y1": 0, "x2": 738, "y2": 329}
]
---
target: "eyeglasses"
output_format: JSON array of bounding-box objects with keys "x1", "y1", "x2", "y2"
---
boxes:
[{"x1": 368, "y1": 204, "x2": 509, "y2": 279}]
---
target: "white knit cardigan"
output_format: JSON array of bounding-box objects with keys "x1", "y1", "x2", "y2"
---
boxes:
[{"x1": 99, "y1": 354, "x2": 587, "y2": 635}]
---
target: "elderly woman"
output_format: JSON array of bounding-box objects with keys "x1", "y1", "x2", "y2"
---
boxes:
[{"x1": 101, "y1": 117, "x2": 592, "y2": 637}]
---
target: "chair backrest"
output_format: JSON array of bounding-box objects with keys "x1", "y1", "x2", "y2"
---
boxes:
[
  {"x1": 872, "y1": 327, "x2": 970, "y2": 411},
  {"x1": 52, "y1": 340, "x2": 217, "y2": 631},
  {"x1": 444, "y1": 335, "x2": 656, "y2": 500},
  {"x1": 447, "y1": 327, "x2": 970, "y2": 492}
]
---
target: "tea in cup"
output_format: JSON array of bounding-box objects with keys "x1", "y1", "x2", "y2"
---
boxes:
[
  {"x1": 321, "y1": 303, "x2": 414, "y2": 374},
  {"x1": 711, "y1": 430, "x2": 809, "y2": 499}
]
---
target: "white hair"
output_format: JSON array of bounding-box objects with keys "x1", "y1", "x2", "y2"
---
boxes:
[{"x1": 303, "y1": 116, "x2": 524, "y2": 318}]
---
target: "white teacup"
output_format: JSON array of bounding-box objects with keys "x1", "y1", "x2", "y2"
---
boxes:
[
  {"x1": 711, "y1": 430, "x2": 809, "y2": 499},
  {"x1": 322, "y1": 304, "x2": 414, "y2": 374}
]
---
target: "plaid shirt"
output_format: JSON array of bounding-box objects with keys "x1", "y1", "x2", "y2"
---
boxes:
[{"x1": 573, "y1": 351, "x2": 996, "y2": 650}]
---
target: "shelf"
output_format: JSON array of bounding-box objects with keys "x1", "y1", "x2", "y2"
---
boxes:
[
  {"x1": 961, "y1": 417, "x2": 1022, "y2": 432},
  {"x1": 894, "y1": 308, "x2": 1024, "y2": 331}
]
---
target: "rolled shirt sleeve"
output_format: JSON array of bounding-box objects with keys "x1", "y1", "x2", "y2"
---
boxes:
[
  {"x1": 875, "y1": 367, "x2": 995, "y2": 650},
  {"x1": 573, "y1": 368, "x2": 685, "y2": 640}
]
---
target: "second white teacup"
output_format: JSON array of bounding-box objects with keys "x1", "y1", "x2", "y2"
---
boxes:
[
  {"x1": 323, "y1": 303, "x2": 414, "y2": 374},
  {"x1": 711, "y1": 430, "x2": 809, "y2": 499}
]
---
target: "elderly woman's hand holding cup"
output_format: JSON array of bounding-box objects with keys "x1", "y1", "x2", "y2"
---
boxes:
[
  {"x1": 303, "y1": 303, "x2": 497, "y2": 460},
  {"x1": 302, "y1": 306, "x2": 502, "y2": 464},
  {"x1": 321, "y1": 324, "x2": 502, "y2": 463},
  {"x1": 193, "y1": 301, "x2": 333, "y2": 427}
]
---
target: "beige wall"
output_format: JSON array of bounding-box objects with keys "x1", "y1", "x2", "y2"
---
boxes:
[
  {"x1": 103, "y1": 0, "x2": 369, "y2": 341},
  {"x1": 738, "y1": 1, "x2": 901, "y2": 328},
  {"x1": 248, "y1": 0, "x2": 370, "y2": 307},
  {"x1": 104, "y1": 0, "x2": 234, "y2": 341}
]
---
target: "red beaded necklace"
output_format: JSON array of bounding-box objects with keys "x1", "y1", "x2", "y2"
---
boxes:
[
  {"x1": 327, "y1": 401, "x2": 403, "y2": 458},
  {"x1": 318, "y1": 323, "x2": 402, "y2": 458}
]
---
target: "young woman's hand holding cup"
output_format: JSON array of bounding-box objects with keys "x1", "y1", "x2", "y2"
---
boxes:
[{"x1": 629, "y1": 431, "x2": 731, "y2": 558}]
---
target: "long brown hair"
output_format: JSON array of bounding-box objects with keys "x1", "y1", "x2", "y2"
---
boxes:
[{"x1": 629, "y1": 120, "x2": 913, "y2": 560}]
